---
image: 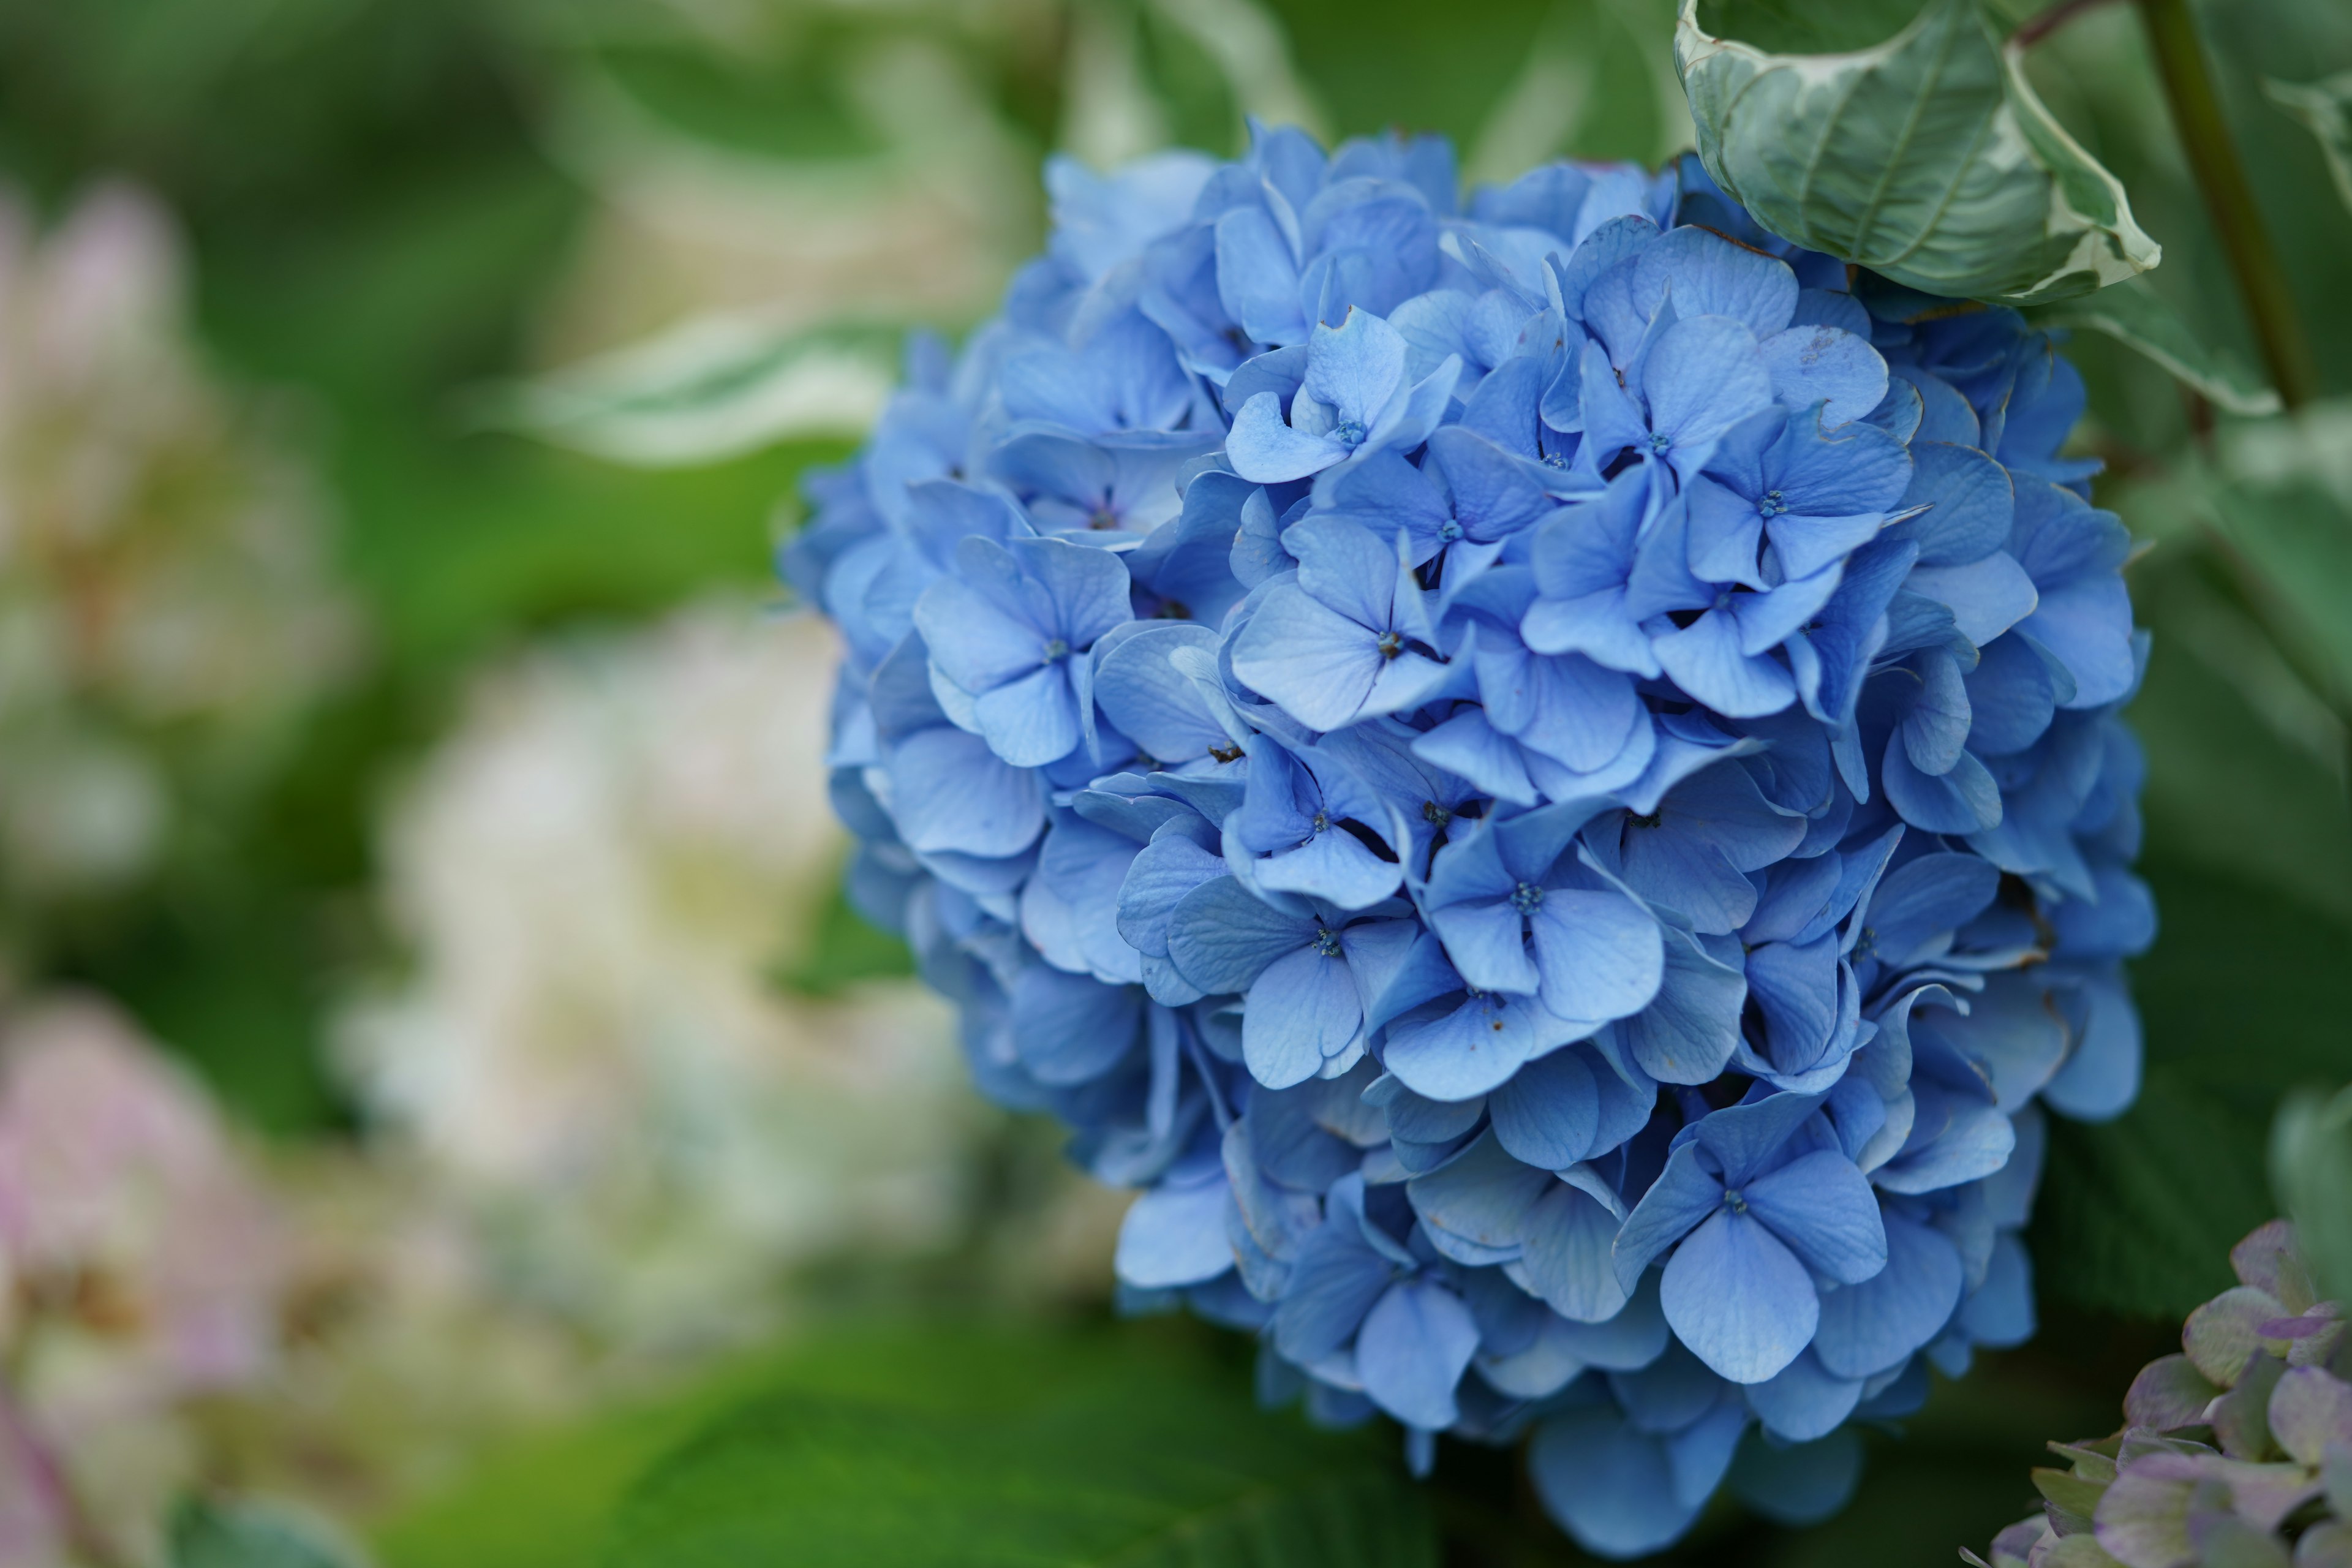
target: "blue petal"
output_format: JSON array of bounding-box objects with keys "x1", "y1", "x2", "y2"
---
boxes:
[
  {"x1": 1229, "y1": 581, "x2": 1384, "y2": 729},
  {"x1": 1303, "y1": 306, "x2": 1410, "y2": 425},
  {"x1": 886, "y1": 726, "x2": 1046, "y2": 858},
  {"x1": 1405, "y1": 1129, "x2": 1551, "y2": 1258},
  {"x1": 1519, "y1": 1180, "x2": 1632, "y2": 1322},
  {"x1": 1904, "y1": 552, "x2": 2039, "y2": 646},
  {"x1": 1215, "y1": 206, "x2": 1306, "y2": 344},
  {"x1": 1166, "y1": 875, "x2": 1308, "y2": 993},
  {"x1": 1094, "y1": 623, "x2": 1229, "y2": 763},
  {"x1": 1613, "y1": 1141, "x2": 1724, "y2": 1289},
  {"x1": 1114, "y1": 1171, "x2": 1235, "y2": 1288},
  {"x1": 1618, "y1": 927, "x2": 1747, "y2": 1085},
  {"x1": 1654, "y1": 609, "x2": 1797, "y2": 718},
  {"x1": 1642, "y1": 315, "x2": 1772, "y2": 470},
  {"x1": 2041, "y1": 968, "x2": 2141, "y2": 1121},
  {"x1": 1661, "y1": 1208, "x2": 1820, "y2": 1384},
  {"x1": 1254, "y1": 821, "x2": 1404, "y2": 910},
  {"x1": 1899, "y1": 647, "x2": 1972, "y2": 777},
  {"x1": 1961, "y1": 633, "x2": 2056, "y2": 756},
  {"x1": 973, "y1": 663, "x2": 1082, "y2": 767},
  {"x1": 1531, "y1": 1408, "x2": 1704, "y2": 1559},
  {"x1": 1762, "y1": 325, "x2": 1886, "y2": 428},
  {"x1": 1012, "y1": 967, "x2": 1145, "y2": 1085},
  {"x1": 1881, "y1": 732, "x2": 2002, "y2": 834},
  {"x1": 1355, "y1": 1278, "x2": 1480, "y2": 1431},
  {"x1": 1955, "y1": 1232, "x2": 2036, "y2": 1348},
  {"x1": 1742, "y1": 1349, "x2": 1864, "y2": 1441},
  {"x1": 1741, "y1": 1149, "x2": 1888, "y2": 1285},
  {"x1": 1528, "y1": 891, "x2": 1664, "y2": 1025},
  {"x1": 1228, "y1": 389, "x2": 1343, "y2": 483},
  {"x1": 1245, "y1": 945, "x2": 1365, "y2": 1090},
  {"x1": 1861, "y1": 851, "x2": 2001, "y2": 963},
  {"x1": 1383, "y1": 989, "x2": 1568, "y2": 1101},
  {"x1": 1427, "y1": 897, "x2": 1539, "y2": 996},
  {"x1": 1886, "y1": 442, "x2": 2013, "y2": 568},
  {"x1": 1117, "y1": 830, "x2": 1228, "y2": 959},
  {"x1": 1810, "y1": 1214, "x2": 1964, "y2": 1379},
  {"x1": 1273, "y1": 1221, "x2": 1395, "y2": 1365},
  {"x1": 1636, "y1": 226, "x2": 1798, "y2": 338},
  {"x1": 1489, "y1": 1049, "x2": 1600, "y2": 1168},
  {"x1": 1727, "y1": 1428, "x2": 1864, "y2": 1526}
]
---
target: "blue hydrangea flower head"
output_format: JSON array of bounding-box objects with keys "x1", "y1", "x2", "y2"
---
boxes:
[{"x1": 788, "y1": 129, "x2": 2152, "y2": 1558}]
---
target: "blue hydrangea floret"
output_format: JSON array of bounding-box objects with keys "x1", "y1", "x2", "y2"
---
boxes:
[{"x1": 787, "y1": 125, "x2": 2154, "y2": 1559}]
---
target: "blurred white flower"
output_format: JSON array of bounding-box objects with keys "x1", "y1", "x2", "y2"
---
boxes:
[
  {"x1": 0, "y1": 181, "x2": 355, "y2": 911},
  {"x1": 337, "y1": 600, "x2": 977, "y2": 1350}
]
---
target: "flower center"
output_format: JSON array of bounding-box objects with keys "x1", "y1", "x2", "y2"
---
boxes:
[
  {"x1": 1041, "y1": 638, "x2": 1070, "y2": 664},
  {"x1": 1332, "y1": 419, "x2": 1369, "y2": 448},
  {"x1": 1377, "y1": 631, "x2": 1403, "y2": 660},
  {"x1": 1646, "y1": 431, "x2": 1672, "y2": 453},
  {"x1": 1312, "y1": 925, "x2": 1344, "y2": 958},
  {"x1": 1724, "y1": 1187, "x2": 1748, "y2": 1214},
  {"x1": 1758, "y1": 489, "x2": 1787, "y2": 518},
  {"x1": 1422, "y1": 800, "x2": 1451, "y2": 826},
  {"x1": 1438, "y1": 519, "x2": 1463, "y2": 543},
  {"x1": 1311, "y1": 810, "x2": 1330, "y2": 834},
  {"x1": 1626, "y1": 810, "x2": 1662, "y2": 831},
  {"x1": 1510, "y1": 881, "x2": 1545, "y2": 916},
  {"x1": 1544, "y1": 451, "x2": 1568, "y2": 469},
  {"x1": 1207, "y1": 742, "x2": 1244, "y2": 764},
  {"x1": 1088, "y1": 505, "x2": 1120, "y2": 530}
]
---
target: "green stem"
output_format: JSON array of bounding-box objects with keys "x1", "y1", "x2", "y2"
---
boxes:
[{"x1": 2136, "y1": 0, "x2": 2316, "y2": 409}]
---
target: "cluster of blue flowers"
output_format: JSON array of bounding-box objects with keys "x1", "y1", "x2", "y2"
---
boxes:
[{"x1": 788, "y1": 125, "x2": 2154, "y2": 1558}]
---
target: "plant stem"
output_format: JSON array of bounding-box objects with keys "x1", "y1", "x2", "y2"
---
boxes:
[{"x1": 2136, "y1": 0, "x2": 2317, "y2": 409}]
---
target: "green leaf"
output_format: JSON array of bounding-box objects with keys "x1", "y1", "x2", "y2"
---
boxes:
[
  {"x1": 170, "y1": 1498, "x2": 361, "y2": 1568},
  {"x1": 2272, "y1": 1082, "x2": 2352, "y2": 1303},
  {"x1": 603, "y1": 1322, "x2": 1438, "y2": 1568},
  {"x1": 2212, "y1": 401, "x2": 2352, "y2": 707},
  {"x1": 1675, "y1": 0, "x2": 2159, "y2": 303},
  {"x1": 2027, "y1": 277, "x2": 2280, "y2": 416},
  {"x1": 480, "y1": 315, "x2": 900, "y2": 469},
  {"x1": 2264, "y1": 72, "x2": 2352, "y2": 220}
]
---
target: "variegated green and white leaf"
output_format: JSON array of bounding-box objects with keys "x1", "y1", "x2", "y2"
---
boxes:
[
  {"x1": 2028, "y1": 276, "x2": 2280, "y2": 416},
  {"x1": 2264, "y1": 72, "x2": 2352, "y2": 221},
  {"x1": 482, "y1": 315, "x2": 899, "y2": 468},
  {"x1": 1676, "y1": 0, "x2": 2160, "y2": 304}
]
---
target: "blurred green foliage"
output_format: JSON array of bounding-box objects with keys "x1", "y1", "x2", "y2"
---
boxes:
[{"x1": 2, "y1": 0, "x2": 2350, "y2": 1561}]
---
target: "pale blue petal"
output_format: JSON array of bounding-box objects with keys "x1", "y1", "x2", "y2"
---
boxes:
[
  {"x1": 1255, "y1": 824, "x2": 1404, "y2": 910},
  {"x1": 1762, "y1": 325, "x2": 1886, "y2": 429},
  {"x1": 1384, "y1": 990, "x2": 1566, "y2": 1101},
  {"x1": 1406, "y1": 1130, "x2": 1551, "y2": 1256},
  {"x1": 1531, "y1": 1409, "x2": 1703, "y2": 1559},
  {"x1": 1654, "y1": 609, "x2": 1796, "y2": 718},
  {"x1": 1304, "y1": 307, "x2": 1409, "y2": 426},
  {"x1": 1810, "y1": 1214, "x2": 1963, "y2": 1379},
  {"x1": 1274, "y1": 1221, "x2": 1395, "y2": 1365},
  {"x1": 1618, "y1": 927, "x2": 1746, "y2": 1085},
  {"x1": 1743, "y1": 1349, "x2": 1864, "y2": 1441},
  {"x1": 1529, "y1": 890, "x2": 1663, "y2": 1025},
  {"x1": 1166, "y1": 875, "x2": 1308, "y2": 993},
  {"x1": 1094, "y1": 622, "x2": 1228, "y2": 762},
  {"x1": 1228, "y1": 390, "x2": 1343, "y2": 483},
  {"x1": 1012, "y1": 965, "x2": 1144, "y2": 1085},
  {"x1": 973, "y1": 663, "x2": 1082, "y2": 767},
  {"x1": 1520, "y1": 1180, "x2": 1633, "y2": 1322},
  {"x1": 886, "y1": 726, "x2": 1047, "y2": 858},
  {"x1": 1229, "y1": 581, "x2": 1385, "y2": 729},
  {"x1": 1904, "y1": 552, "x2": 2039, "y2": 646},
  {"x1": 1643, "y1": 315, "x2": 1772, "y2": 464},
  {"x1": 1215, "y1": 206, "x2": 1306, "y2": 344},
  {"x1": 1882, "y1": 732, "x2": 2002, "y2": 834},
  {"x1": 1489, "y1": 1049, "x2": 1600, "y2": 1168},
  {"x1": 1740, "y1": 1149, "x2": 1888, "y2": 1285},
  {"x1": 1114, "y1": 1173, "x2": 1235, "y2": 1288},
  {"x1": 1661, "y1": 1208, "x2": 1820, "y2": 1384},
  {"x1": 1245, "y1": 945, "x2": 1365, "y2": 1090},
  {"x1": 1428, "y1": 897, "x2": 1539, "y2": 995},
  {"x1": 1356, "y1": 1278, "x2": 1479, "y2": 1430},
  {"x1": 1613, "y1": 1141, "x2": 1724, "y2": 1290}
]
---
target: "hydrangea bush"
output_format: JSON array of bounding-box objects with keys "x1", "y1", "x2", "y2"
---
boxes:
[
  {"x1": 786, "y1": 124, "x2": 2154, "y2": 1557},
  {"x1": 1969, "y1": 1221, "x2": 2350, "y2": 1568}
]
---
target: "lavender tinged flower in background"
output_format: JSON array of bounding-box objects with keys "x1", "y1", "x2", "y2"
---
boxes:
[{"x1": 786, "y1": 124, "x2": 2153, "y2": 1559}]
